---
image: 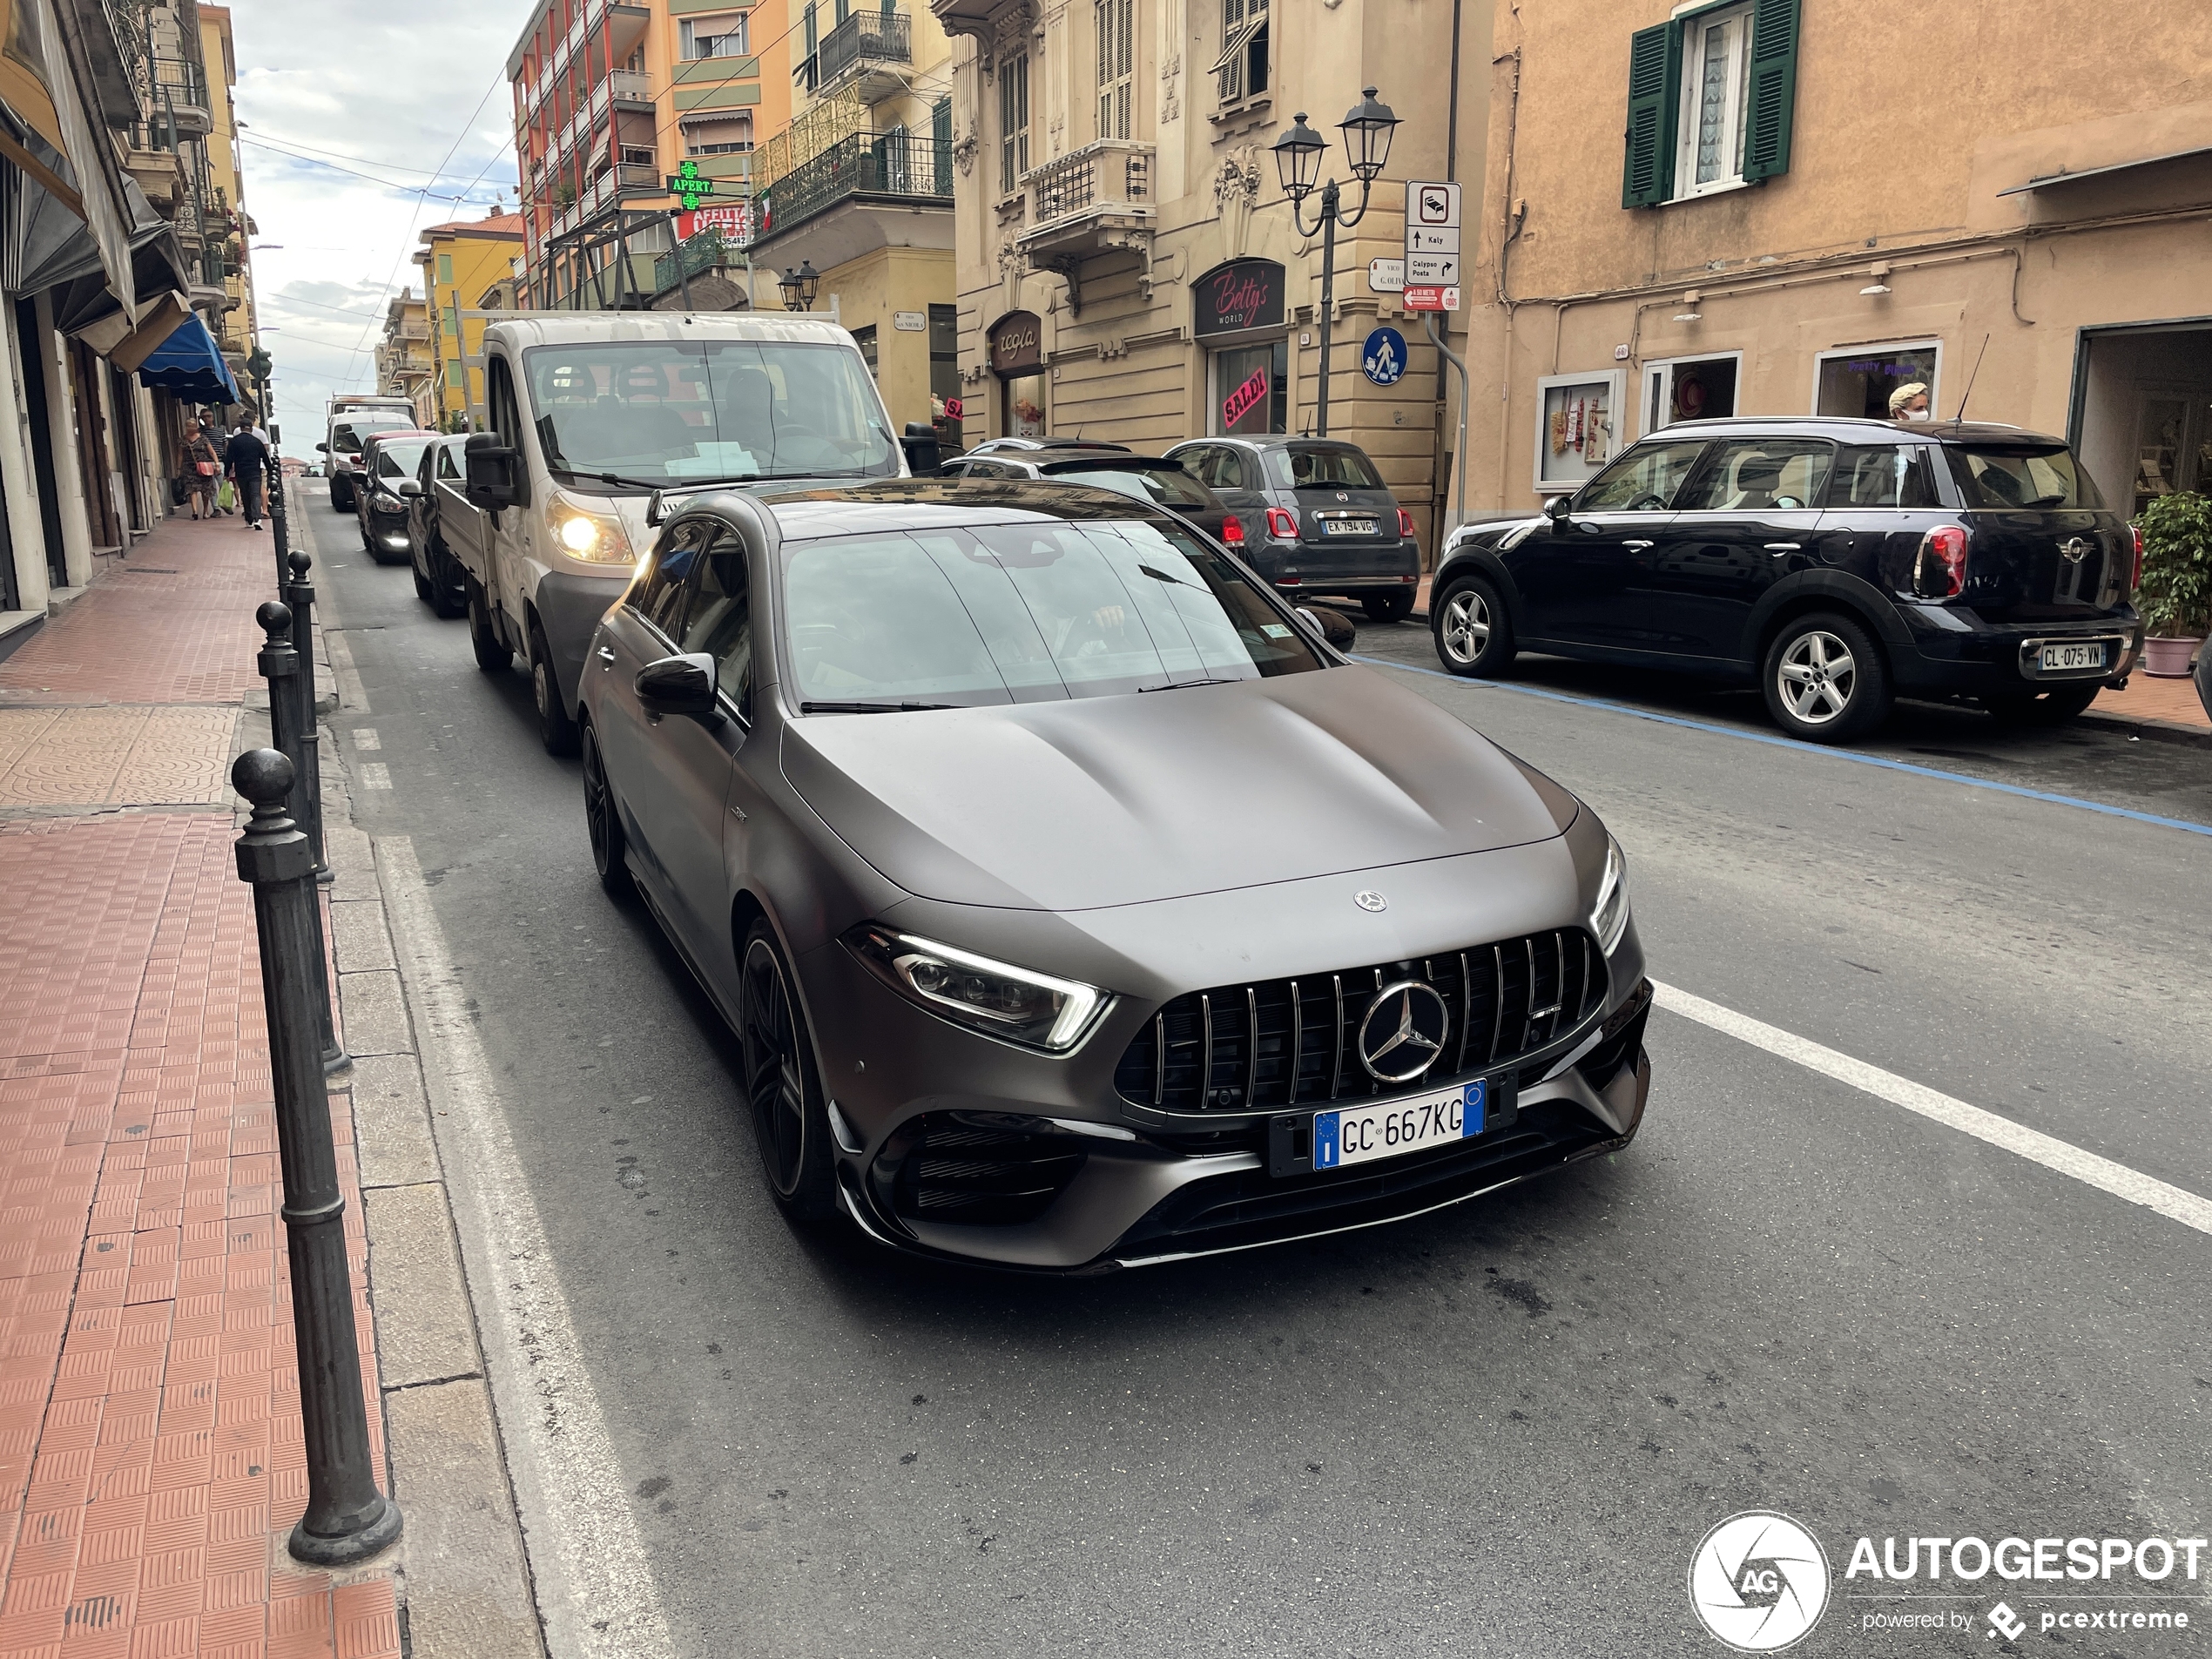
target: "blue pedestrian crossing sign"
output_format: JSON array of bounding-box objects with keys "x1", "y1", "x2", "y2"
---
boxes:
[{"x1": 1362, "y1": 327, "x2": 1407, "y2": 387}]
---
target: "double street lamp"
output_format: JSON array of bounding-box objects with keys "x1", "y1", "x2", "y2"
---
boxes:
[
  {"x1": 1271, "y1": 85, "x2": 1401, "y2": 438},
  {"x1": 778, "y1": 260, "x2": 820, "y2": 312}
]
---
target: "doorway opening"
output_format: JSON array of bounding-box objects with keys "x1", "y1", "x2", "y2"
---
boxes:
[
  {"x1": 1642, "y1": 353, "x2": 1740, "y2": 435},
  {"x1": 2072, "y1": 321, "x2": 2212, "y2": 516}
]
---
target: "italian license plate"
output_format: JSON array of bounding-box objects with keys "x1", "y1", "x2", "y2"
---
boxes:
[
  {"x1": 1322, "y1": 517, "x2": 1378, "y2": 536},
  {"x1": 2040, "y1": 642, "x2": 2105, "y2": 672},
  {"x1": 1314, "y1": 1080, "x2": 1487, "y2": 1171}
]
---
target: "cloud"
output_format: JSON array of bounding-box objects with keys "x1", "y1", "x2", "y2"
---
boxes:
[{"x1": 222, "y1": 0, "x2": 535, "y2": 442}]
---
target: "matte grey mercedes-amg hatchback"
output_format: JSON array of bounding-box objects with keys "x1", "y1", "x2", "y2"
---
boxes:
[{"x1": 578, "y1": 478, "x2": 1652, "y2": 1271}]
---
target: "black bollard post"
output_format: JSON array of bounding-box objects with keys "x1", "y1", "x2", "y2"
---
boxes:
[
  {"x1": 231, "y1": 748, "x2": 402, "y2": 1567},
  {"x1": 256, "y1": 603, "x2": 348, "y2": 1075},
  {"x1": 269, "y1": 458, "x2": 292, "y2": 597},
  {"x1": 284, "y1": 550, "x2": 331, "y2": 886}
]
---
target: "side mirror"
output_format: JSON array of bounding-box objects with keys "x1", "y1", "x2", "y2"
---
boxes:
[
  {"x1": 396, "y1": 479, "x2": 422, "y2": 498},
  {"x1": 1543, "y1": 495, "x2": 1573, "y2": 529},
  {"x1": 635, "y1": 652, "x2": 718, "y2": 718},
  {"x1": 314, "y1": 442, "x2": 329, "y2": 454},
  {"x1": 464, "y1": 430, "x2": 521, "y2": 512},
  {"x1": 900, "y1": 421, "x2": 941, "y2": 476},
  {"x1": 1297, "y1": 604, "x2": 1356, "y2": 650}
]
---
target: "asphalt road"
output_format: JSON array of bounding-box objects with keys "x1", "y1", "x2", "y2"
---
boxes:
[{"x1": 301, "y1": 493, "x2": 2212, "y2": 1659}]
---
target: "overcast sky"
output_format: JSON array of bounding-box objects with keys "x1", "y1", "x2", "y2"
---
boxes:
[{"x1": 222, "y1": 0, "x2": 534, "y2": 447}]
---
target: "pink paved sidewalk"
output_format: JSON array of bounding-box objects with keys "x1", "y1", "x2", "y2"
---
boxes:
[{"x1": 0, "y1": 514, "x2": 399, "y2": 1659}]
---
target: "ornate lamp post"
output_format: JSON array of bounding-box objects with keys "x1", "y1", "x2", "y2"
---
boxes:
[
  {"x1": 778, "y1": 260, "x2": 820, "y2": 312},
  {"x1": 1270, "y1": 86, "x2": 1401, "y2": 437}
]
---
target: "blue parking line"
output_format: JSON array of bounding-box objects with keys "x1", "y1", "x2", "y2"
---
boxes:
[{"x1": 1352, "y1": 653, "x2": 2212, "y2": 840}]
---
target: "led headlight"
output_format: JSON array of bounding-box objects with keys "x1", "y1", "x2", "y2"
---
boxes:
[
  {"x1": 370, "y1": 489, "x2": 408, "y2": 516},
  {"x1": 542, "y1": 489, "x2": 636, "y2": 565},
  {"x1": 845, "y1": 925, "x2": 1110, "y2": 1053},
  {"x1": 1592, "y1": 835, "x2": 1631, "y2": 956}
]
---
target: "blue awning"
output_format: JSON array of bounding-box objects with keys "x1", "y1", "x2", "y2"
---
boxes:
[{"x1": 135, "y1": 314, "x2": 241, "y2": 405}]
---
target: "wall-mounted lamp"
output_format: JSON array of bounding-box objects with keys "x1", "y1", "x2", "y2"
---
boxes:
[
  {"x1": 1672, "y1": 289, "x2": 1703, "y2": 323},
  {"x1": 1859, "y1": 261, "x2": 1892, "y2": 296}
]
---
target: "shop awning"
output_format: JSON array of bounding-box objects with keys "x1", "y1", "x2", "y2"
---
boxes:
[
  {"x1": 1997, "y1": 145, "x2": 2212, "y2": 196},
  {"x1": 135, "y1": 314, "x2": 240, "y2": 404}
]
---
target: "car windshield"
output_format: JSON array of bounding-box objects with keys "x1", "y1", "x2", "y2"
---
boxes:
[
  {"x1": 375, "y1": 441, "x2": 432, "y2": 478},
  {"x1": 523, "y1": 341, "x2": 900, "y2": 484},
  {"x1": 1944, "y1": 443, "x2": 2103, "y2": 510},
  {"x1": 780, "y1": 517, "x2": 1324, "y2": 708},
  {"x1": 1045, "y1": 466, "x2": 1217, "y2": 510},
  {"x1": 1267, "y1": 445, "x2": 1386, "y2": 490},
  {"x1": 333, "y1": 417, "x2": 408, "y2": 454}
]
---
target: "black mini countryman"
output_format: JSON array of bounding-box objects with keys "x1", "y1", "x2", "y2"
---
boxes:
[{"x1": 1428, "y1": 417, "x2": 2145, "y2": 742}]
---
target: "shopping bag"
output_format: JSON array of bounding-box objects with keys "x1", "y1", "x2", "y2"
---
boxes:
[{"x1": 216, "y1": 481, "x2": 234, "y2": 512}]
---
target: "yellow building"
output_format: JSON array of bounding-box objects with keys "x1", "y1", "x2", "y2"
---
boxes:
[
  {"x1": 198, "y1": 6, "x2": 259, "y2": 389},
  {"x1": 415, "y1": 211, "x2": 528, "y2": 428}
]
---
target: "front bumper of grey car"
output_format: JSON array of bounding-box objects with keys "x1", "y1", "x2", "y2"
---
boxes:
[{"x1": 793, "y1": 833, "x2": 1650, "y2": 1272}]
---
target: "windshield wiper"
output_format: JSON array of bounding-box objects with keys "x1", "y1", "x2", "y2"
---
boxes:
[
  {"x1": 1138, "y1": 563, "x2": 1197, "y2": 588},
  {"x1": 550, "y1": 467, "x2": 763, "y2": 490},
  {"x1": 1137, "y1": 678, "x2": 1244, "y2": 692},
  {"x1": 799, "y1": 699, "x2": 961, "y2": 714}
]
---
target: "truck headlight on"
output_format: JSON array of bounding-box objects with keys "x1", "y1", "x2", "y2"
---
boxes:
[
  {"x1": 844, "y1": 925, "x2": 1110, "y2": 1053},
  {"x1": 1592, "y1": 835, "x2": 1631, "y2": 956},
  {"x1": 543, "y1": 489, "x2": 636, "y2": 566}
]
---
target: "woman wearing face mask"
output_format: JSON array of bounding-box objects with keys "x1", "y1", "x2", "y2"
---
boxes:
[{"x1": 1888, "y1": 381, "x2": 1932, "y2": 422}]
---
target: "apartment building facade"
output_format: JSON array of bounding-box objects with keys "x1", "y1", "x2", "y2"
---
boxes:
[
  {"x1": 508, "y1": 0, "x2": 792, "y2": 309},
  {"x1": 1457, "y1": 0, "x2": 2212, "y2": 517},
  {"x1": 374, "y1": 289, "x2": 436, "y2": 427},
  {"x1": 931, "y1": 0, "x2": 1488, "y2": 543},
  {"x1": 414, "y1": 211, "x2": 528, "y2": 428}
]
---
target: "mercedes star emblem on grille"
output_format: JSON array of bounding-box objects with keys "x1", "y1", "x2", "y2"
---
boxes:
[
  {"x1": 2060, "y1": 536, "x2": 2090, "y2": 563},
  {"x1": 1357, "y1": 981, "x2": 1452, "y2": 1082},
  {"x1": 1354, "y1": 890, "x2": 1387, "y2": 912}
]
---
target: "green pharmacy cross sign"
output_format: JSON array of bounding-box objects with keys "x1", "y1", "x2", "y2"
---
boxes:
[{"x1": 666, "y1": 159, "x2": 718, "y2": 209}]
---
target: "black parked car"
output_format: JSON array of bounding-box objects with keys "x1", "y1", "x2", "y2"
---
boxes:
[
  {"x1": 353, "y1": 429, "x2": 440, "y2": 565},
  {"x1": 1165, "y1": 437, "x2": 1422, "y2": 622},
  {"x1": 1427, "y1": 417, "x2": 2145, "y2": 742},
  {"x1": 407, "y1": 435, "x2": 469, "y2": 617}
]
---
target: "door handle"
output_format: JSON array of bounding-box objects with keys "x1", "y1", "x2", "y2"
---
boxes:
[
  {"x1": 1764, "y1": 543, "x2": 1801, "y2": 553},
  {"x1": 1622, "y1": 540, "x2": 1655, "y2": 550},
  {"x1": 597, "y1": 646, "x2": 616, "y2": 666}
]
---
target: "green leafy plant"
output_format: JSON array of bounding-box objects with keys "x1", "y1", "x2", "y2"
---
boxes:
[{"x1": 2134, "y1": 490, "x2": 2212, "y2": 637}]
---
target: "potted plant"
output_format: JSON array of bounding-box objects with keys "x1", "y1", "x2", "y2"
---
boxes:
[{"x1": 2134, "y1": 490, "x2": 2211, "y2": 677}]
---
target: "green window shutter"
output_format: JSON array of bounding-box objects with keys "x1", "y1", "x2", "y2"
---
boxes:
[
  {"x1": 1621, "y1": 22, "x2": 1680, "y2": 208},
  {"x1": 1742, "y1": 0, "x2": 1800, "y2": 181}
]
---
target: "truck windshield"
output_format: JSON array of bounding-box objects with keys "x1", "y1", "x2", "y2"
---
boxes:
[
  {"x1": 1944, "y1": 444, "x2": 2103, "y2": 510},
  {"x1": 523, "y1": 341, "x2": 900, "y2": 484}
]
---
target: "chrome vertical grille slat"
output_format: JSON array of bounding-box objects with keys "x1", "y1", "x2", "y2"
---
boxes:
[
  {"x1": 1287, "y1": 981, "x2": 1303, "y2": 1107},
  {"x1": 1242, "y1": 987, "x2": 1258, "y2": 1109},
  {"x1": 1151, "y1": 1011, "x2": 1165, "y2": 1108}
]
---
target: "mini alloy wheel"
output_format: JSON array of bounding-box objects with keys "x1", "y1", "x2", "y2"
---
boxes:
[
  {"x1": 738, "y1": 925, "x2": 836, "y2": 1222},
  {"x1": 1431, "y1": 574, "x2": 1516, "y2": 678},
  {"x1": 1762, "y1": 611, "x2": 1892, "y2": 743}
]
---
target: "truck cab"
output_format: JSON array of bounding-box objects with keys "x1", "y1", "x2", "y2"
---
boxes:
[{"x1": 435, "y1": 313, "x2": 907, "y2": 754}]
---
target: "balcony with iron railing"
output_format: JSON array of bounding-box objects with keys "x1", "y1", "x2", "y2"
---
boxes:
[
  {"x1": 755, "y1": 130, "x2": 951, "y2": 244},
  {"x1": 1015, "y1": 138, "x2": 1155, "y2": 261},
  {"x1": 151, "y1": 54, "x2": 211, "y2": 135},
  {"x1": 816, "y1": 10, "x2": 910, "y2": 102}
]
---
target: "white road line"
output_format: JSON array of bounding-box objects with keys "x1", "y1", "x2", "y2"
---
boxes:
[
  {"x1": 354, "y1": 728, "x2": 381, "y2": 751},
  {"x1": 378, "y1": 835, "x2": 675, "y2": 1659},
  {"x1": 1652, "y1": 981, "x2": 2212, "y2": 1238},
  {"x1": 358, "y1": 762, "x2": 391, "y2": 789}
]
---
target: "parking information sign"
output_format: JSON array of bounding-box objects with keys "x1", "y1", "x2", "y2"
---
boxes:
[{"x1": 1403, "y1": 181, "x2": 1460, "y2": 313}]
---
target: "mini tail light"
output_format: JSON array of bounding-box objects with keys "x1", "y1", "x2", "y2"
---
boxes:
[
  {"x1": 1221, "y1": 515, "x2": 1244, "y2": 545},
  {"x1": 1912, "y1": 525, "x2": 1969, "y2": 599},
  {"x1": 1398, "y1": 509, "x2": 1416, "y2": 538},
  {"x1": 2130, "y1": 524, "x2": 2144, "y2": 592},
  {"x1": 1264, "y1": 507, "x2": 1299, "y2": 539}
]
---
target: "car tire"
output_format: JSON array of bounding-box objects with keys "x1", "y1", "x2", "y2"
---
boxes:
[
  {"x1": 737, "y1": 920, "x2": 839, "y2": 1225},
  {"x1": 1362, "y1": 590, "x2": 1416, "y2": 624},
  {"x1": 429, "y1": 548, "x2": 468, "y2": 619},
  {"x1": 467, "y1": 584, "x2": 512, "y2": 673},
  {"x1": 1761, "y1": 611, "x2": 1892, "y2": 743},
  {"x1": 579, "y1": 718, "x2": 633, "y2": 902},
  {"x1": 411, "y1": 559, "x2": 435, "y2": 604},
  {"x1": 329, "y1": 481, "x2": 352, "y2": 514},
  {"x1": 1431, "y1": 573, "x2": 1517, "y2": 678},
  {"x1": 1982, "y1": 683, "x2": 2101, "y2": 727},
  {"x1": 529, "y1": 621, "x2": 580, "y2": 757}
]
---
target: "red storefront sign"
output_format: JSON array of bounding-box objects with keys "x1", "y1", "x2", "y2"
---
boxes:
[{"x1": 676, "y1": 203, "x2": 753, "y2": 245}]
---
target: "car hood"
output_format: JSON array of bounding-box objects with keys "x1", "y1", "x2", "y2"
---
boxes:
[{"x1": 779, "y1": 666, "x2": 1568, "y2": 911}]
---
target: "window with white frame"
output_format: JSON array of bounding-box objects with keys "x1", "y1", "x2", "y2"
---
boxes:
[
  {"x1": 998, "y1": 51, "x2": 1029, "y2": 194},
  {"x1": 1096, "y1": 0, "x2": 1133, "y2": 141},
  {"x1": 679, "y1": 11, "x2": 749, "y2": 59},
  {"x1": 1214, "y1": 0, "x2": 1269, "y2": 104},
  {"x1": 1676, "y1": 3, "x2": 1753, "y2": 195},
  {"x1": 683, "y1": 113, "x2": 753, "y2": 157}
]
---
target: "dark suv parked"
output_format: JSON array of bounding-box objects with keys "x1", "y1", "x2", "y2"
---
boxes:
[
  {"x1": 1166, "y1": 437, "x2": 1422, "y2": 622},
  {"x1": 1427, "y1": 417, "x2": 2144, "y2": 742}
]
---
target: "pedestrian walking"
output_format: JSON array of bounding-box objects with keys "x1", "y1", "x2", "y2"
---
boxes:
[
  {"x1": 226, "y1": 415, "x2": 271, "y2": 529},
  {"x1": 179, "y1": 419, "x2": 221, "y2": 519}
]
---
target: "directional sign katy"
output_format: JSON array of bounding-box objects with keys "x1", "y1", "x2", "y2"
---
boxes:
[{"x1": 1403, "y1": 182, "x2": 1460, "y2": 313}]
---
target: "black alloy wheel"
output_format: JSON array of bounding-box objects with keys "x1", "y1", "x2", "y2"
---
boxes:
[
  {"x1": 1982, "y1": 683, "x2": 2101, "y2": 727},
  {"x1": 468, "y1": 583, "x2": 513, "y2": 672},
  {"x1": 579, "y1": 720, "x2": 632, "y2": 900},
  {"x1": 528, "y1": 622, "x2": 580, "y2": 757},
  {"x1": 1761, "y1": 610, "x2": 1893, "y2": 743},
  {"x1": 738, "y1": 921, "x2": 837, "y2": 1223},
  {"x1": 411, "y1": 553, "x2": 435, "y2": 605},
  {"x1": 1362, "y1": 590, "x2": 1416, "y2": 624},
  {"x1": 1432, "y1": 573, "x2": 1517, "y2": 678},
  {"x1": 429, "y1": 546, "x2": 468, "y2": 618}
]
